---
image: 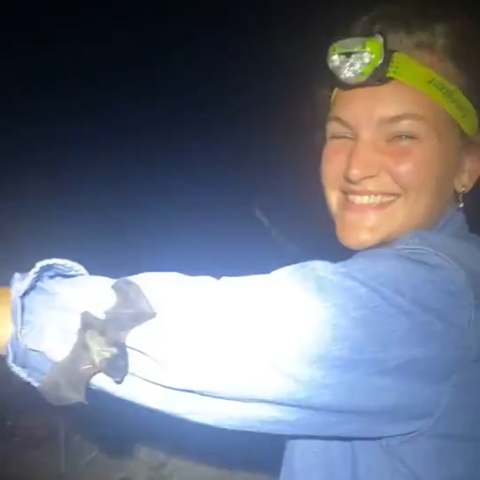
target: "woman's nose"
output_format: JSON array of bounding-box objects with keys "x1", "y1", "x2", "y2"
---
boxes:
[{"x1": 343, "y1": 140, "x2": 381, "y2": 183}]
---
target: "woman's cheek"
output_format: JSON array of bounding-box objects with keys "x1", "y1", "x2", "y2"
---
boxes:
[
  {"x1": 385, "y1": 149, "x2": 427, "y2": 191},
  {"x1": 321, "y1": 144, "x2": 348, "y2": 183}
]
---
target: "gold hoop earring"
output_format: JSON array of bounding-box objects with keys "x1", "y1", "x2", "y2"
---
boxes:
[{"x1": 458, "y1": 187, "x2": 466, "y2": 209}]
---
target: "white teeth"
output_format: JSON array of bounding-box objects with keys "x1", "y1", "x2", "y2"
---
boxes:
[{"x1": 346, "y1": 194, "x2": 396, "y2": 205}]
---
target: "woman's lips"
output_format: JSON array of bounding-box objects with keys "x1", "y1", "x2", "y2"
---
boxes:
[{"x1": 341, "y1": 193, "x2": 399, "y2": 212}]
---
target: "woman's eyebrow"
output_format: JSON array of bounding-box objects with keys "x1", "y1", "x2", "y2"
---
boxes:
[
  {"x1": 326, "y1": 112, "x2": 429, "y2": 130},
  {"x1": 326, "y1": 115, "x2": 353, "y2": 129},
  {"x1": 378, "y1": 112, "x2": 428, "y2": 125}
]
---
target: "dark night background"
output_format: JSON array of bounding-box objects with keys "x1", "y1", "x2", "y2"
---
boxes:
[
  {"x1": 0, "y1": 0, "x2": 368, "y2": 285},
  {"x1": 1, "y1": 0, "x2": 480, "y2": 477}
]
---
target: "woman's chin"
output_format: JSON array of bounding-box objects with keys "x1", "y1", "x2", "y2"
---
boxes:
[{"x1": 335, "y1": 224, "x2": 386, "y2": 251}]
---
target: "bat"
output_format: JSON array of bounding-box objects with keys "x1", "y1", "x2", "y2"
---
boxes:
[{"x1": 37, "y1": 278, "x2": 157, "y2": 406}]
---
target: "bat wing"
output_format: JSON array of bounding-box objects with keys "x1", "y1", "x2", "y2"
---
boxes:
[
  {"x1": 103, "y1": 278, "x2": 157, "y2": 342},
  {"x1": 38, "y1": 278, "x2": 156, "y2": 406},
  {"x1": 37, "y1": 328, "x2": 100, "y2": 405}
]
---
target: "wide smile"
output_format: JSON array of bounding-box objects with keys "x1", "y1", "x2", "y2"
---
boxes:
[{"x1": 342, "y1": 193, "x2": 399, "y2": 212}]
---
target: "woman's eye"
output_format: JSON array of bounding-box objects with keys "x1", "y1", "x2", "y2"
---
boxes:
[
  {"x1": 326, "y1": 133, "x2": 353, "y2": 140},
  {"x1": 389, "y1": 133, "x2": 418, "y2": 142}
]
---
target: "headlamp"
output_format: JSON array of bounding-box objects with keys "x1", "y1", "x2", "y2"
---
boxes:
[{"x1": 327, "y1": 34, "x2": 478, "y2": 137}]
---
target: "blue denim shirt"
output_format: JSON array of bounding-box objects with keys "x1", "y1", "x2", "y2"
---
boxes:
[{"x1": 7, "y1": 207, "x2": 480, "y2": 480}]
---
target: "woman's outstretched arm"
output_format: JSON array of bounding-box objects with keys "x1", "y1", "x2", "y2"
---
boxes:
[{"x1": 4, "y1": 250, "x2": 472, "y2": 438}]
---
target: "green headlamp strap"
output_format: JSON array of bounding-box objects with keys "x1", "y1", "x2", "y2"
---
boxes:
[{"x1": 327, "y1": 35, "x2": 478, "y2": 137}]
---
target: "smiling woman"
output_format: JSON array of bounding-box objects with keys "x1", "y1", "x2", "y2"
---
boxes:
[
  {"x1": 321, "y1": 10, "x2": 480, "y2": 250},
  {"x1": 322, "y1": 81, "x2": 478, "y2": 249},
  {"x1": 3, "y1": 4, "x2": 480, "y2": 480}
]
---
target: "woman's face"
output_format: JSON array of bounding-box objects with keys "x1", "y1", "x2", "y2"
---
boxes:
[{"x1": 321, "y1": 79, "x2": 480, "y2": 250}]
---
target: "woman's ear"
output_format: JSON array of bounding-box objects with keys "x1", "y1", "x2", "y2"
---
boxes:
[{"x1": 455, "y1": 137, "x2": 480, "y2": 193}]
